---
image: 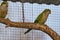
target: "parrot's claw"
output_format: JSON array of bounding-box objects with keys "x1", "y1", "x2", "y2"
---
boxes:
[
  {"x1": 6, "y1": 18, "x2": 9, "y2": 20},
  {"x1": 6, "y1": 18, "x2": 10, "y2": 21},
  {"x1": 5, "y1": 25, "x2": 9, "y2": 28}
]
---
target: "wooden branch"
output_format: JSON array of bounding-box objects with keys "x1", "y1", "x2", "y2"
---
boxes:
[{"x1": 0, "y1": 18, "x2": 60, "y2": 40}]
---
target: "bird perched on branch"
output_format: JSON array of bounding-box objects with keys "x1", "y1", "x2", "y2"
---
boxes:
[
  {"x1": 0, "y1": 1, "x2": 8, "y2": 18},
  {"x1": 24, "y1": 9, "x2": 51, "y2": 34}
]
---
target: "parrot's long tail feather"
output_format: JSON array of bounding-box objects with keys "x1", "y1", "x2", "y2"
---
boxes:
[{"x1": 24, "y1": 29, "x2": 32, "y2": 34}]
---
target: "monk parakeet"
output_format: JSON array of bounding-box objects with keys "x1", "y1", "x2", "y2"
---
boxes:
[
  {"x1": 24, "y1": 9, "x2": 51, "y2": 34},
  {"x1": 0, "y1": 1, "x2": 8, "y2": 18}
]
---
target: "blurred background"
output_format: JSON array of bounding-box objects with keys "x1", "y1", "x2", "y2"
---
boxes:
[{"x1": 0, "y1": 0, "x2": 60, "y2": 40}]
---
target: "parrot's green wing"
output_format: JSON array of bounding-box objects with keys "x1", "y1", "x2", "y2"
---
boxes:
[{"x1": 34, "y1": 12, "x2": 43, "y2": 23}]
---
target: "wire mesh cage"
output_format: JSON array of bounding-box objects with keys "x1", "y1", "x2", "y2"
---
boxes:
[{"x1": 0, "y1": 0, "x2": 60, "y2": 40}]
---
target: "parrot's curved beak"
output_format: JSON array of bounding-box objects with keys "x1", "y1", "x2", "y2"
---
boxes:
[
  {"x1": 6, "y1": 5, "x2": 8, "y2": 7},
  {"x1": 50, "y1": 11, "x2": 51, "y2": 14}
]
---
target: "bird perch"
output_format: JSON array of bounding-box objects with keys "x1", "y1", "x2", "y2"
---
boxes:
[{"x1": 0, "y1": 18, "x2": 60, "y2": 40}]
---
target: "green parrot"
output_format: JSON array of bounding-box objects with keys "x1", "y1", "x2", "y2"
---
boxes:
[
  {"x1": 0, "y1": 1, "x2": 8, "y2": 18},
  {"x1": 24, "y1": 9, "x2": 51, "y2": 34}
]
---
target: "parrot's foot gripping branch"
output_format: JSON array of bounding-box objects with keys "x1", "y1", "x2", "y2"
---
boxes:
[{"x1": 5, "y1": 25, "x2": 9, "y2": 28}]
